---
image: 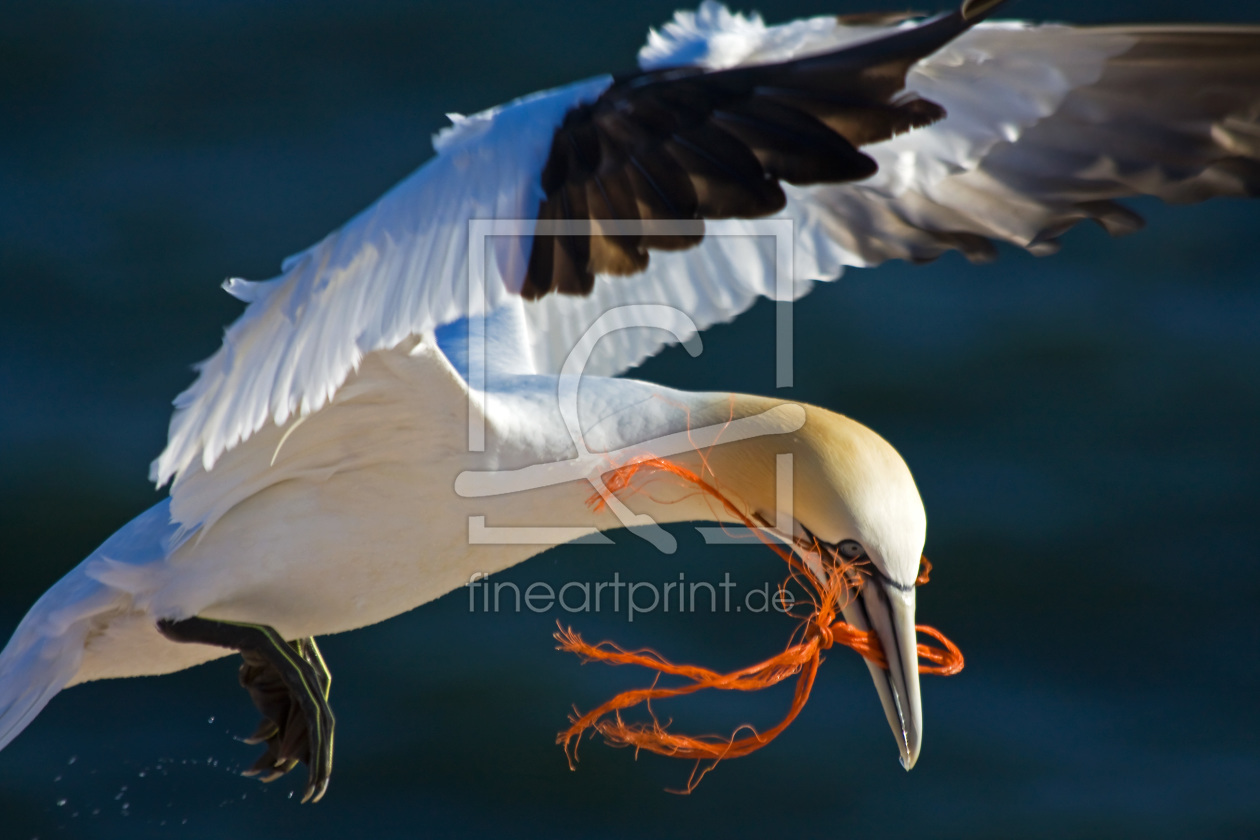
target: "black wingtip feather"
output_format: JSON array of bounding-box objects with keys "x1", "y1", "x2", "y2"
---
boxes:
[{"x1": 524, "y1": 4, "x2": 1001, "y2": 300}]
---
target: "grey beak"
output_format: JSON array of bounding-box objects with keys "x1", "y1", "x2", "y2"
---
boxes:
[{"x1": 840, "y1": 572, "x2": 923, "y2": 770}]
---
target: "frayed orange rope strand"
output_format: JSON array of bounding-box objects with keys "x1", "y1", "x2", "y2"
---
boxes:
[{"x1": 556, "y1": 457, "x2": 964, "y2": 791}]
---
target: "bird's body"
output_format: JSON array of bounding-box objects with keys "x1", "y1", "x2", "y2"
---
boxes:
[
  {"x1": 57, "y1": 348, "x2": 729, "y2": 684},
  {"x1": 49, "y1": 332, "x2": 919, "y2": 684},
  {"x1": 3, "y1": 0, "x2": 1258, "y2": 799}
]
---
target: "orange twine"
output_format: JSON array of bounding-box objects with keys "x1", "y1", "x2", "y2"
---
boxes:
[{"x1": 555, "y1": 457, "x2": 964, "y2": 792}]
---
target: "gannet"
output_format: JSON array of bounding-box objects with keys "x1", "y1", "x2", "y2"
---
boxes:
[{"x1": 2, "y1": 0, "x2": 1258, "y2": 803}]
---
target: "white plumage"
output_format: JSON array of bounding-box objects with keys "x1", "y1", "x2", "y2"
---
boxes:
[
  {"x1": 2, "y1": 0, "x2": 1257, "y2": 799},
  {"x1": 150, "y1": 13, "x2": 1134, "y2": 486}
]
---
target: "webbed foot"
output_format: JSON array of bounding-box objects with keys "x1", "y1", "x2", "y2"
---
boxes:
[{"x1": 157, "y1": 617, "x2": 335, "y2": 802}]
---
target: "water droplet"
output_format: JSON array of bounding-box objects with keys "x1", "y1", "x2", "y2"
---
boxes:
[
  {"x1": 121, "y1": 802, "x2": 129, "y2": 810},
  {"x1": 53, "y1": 775, "x2": 61, "y2": 782},
  {"x1": 55, "y1": 799, "x2": 67, "y2": 807},
  {"x1": 207, "y1": 716, "x2": 215, "y2": 724},
  {"x1": 67, "y1": 756, "x2": 77, "y2": 765},
  {"x1": 138, "y1": 771, "x2": 146, "y2": 778},
  {"x1": 287, "y1": 791, "x2": 294, "y2": 799},
  {"x1": 91, "y1": 809, "x2": 100, "y2": 816}
]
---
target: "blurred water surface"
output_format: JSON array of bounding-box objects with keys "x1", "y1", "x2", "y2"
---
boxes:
[{"x1": 1, "y1": 1, "x2": 1258, "y2": 837}]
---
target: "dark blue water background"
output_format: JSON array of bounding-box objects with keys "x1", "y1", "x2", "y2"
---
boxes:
[{"x1": 1, "y1": 1, "x2": 1257, "y2": 837}]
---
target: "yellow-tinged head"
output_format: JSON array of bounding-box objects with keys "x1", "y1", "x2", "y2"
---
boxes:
[
  {"x1": 682, "y1": 394, "x2": 929, "y2": 769},
  {"x1": 687, "y1": 397, "x2": 926, "y2": 586}
]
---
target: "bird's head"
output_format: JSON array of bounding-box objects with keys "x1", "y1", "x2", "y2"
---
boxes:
[{"x1": 693, "y1": 397, "x2": 928, "y2": 769}]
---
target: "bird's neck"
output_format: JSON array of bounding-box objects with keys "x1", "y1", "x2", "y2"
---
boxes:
[{"x1": 465, "y1": 381, "x2": 816, "y2": 556}]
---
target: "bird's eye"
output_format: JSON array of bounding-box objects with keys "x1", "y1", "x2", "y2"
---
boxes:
[{"x1": 837, "y1": 540, "x2": 864, "y2": 560}]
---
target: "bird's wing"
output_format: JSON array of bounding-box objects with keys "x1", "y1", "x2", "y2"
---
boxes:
[
  {"x1": 520, "y1": 20, "x2": 1260, "y2": 378},
  {"x1": 151, "y1": 75, "x2": 613, "y2": 486},
  {"x1": 153, "y1": 3, "x2": 1260, "y2": 486},
  {"x1": 153, "y1": 5, "x2": 995, "y2": 485}
]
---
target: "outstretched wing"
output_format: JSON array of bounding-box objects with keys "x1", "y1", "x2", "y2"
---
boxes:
[
  {"x1": 154, "y1": 2, "x2": 1260, "y2": 487},
  {"x1": 518, "y1": 19, "x2": 1260, "y2": 378},
  {"x1": 153, "y1": 4, "x2": 997, "y2": 486}
]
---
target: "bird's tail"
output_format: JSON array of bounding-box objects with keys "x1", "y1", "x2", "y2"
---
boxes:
[{"x1": 0, "y1": 500, "x2": 177, "y2": 752}]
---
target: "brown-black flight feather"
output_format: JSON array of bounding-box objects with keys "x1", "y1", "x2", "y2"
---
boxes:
[{"x1": 521, "y1": 4, "x2": 1005, "y2": 299}]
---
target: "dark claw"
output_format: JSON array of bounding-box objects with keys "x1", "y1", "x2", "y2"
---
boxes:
[
  {"x1": 237, "y1": 639, "x2": 334, "y2": 802},
  {"x1": 156, "y1": 617, "x2": 335, "y2": 803}
]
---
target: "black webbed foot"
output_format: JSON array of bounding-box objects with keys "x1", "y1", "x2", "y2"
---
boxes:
[
  {"x1": 238, "y1": 638, "x2": 332, "y2": 791},
  {"x1": 157, "y1": 617, "x2": 335, "y2": 803}
]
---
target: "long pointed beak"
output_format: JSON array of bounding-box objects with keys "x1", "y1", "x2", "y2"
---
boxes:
[{"x1": 840, "y1": 573, "x2": 923, "y2": 770}]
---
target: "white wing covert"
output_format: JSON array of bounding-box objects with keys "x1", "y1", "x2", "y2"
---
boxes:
[{"x1": 152, "y1": 77, "x2": 612, "y2": 487}]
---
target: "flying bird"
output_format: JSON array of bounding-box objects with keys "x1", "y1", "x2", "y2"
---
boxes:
[{"x1": 2, "y1": 0, "x2": 1258, "y2": 803}]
